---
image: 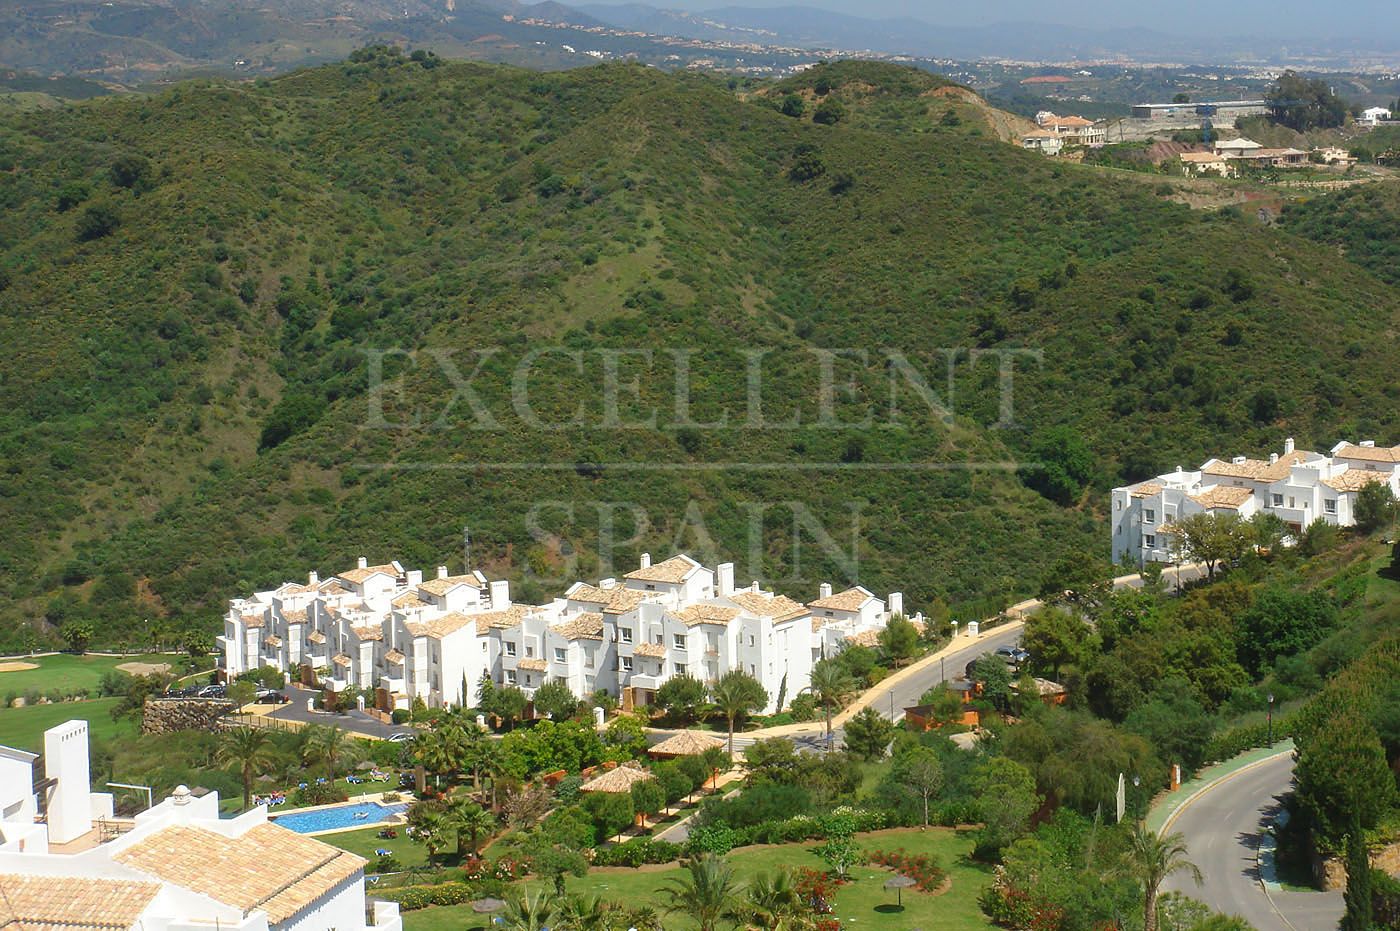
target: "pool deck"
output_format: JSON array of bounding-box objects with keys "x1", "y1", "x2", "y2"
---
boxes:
[{"x1": 268, "y1": 794, "x2": 411, "y2": 837}]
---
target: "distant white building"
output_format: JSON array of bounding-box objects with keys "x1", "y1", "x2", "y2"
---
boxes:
[
  {"x1": 1020, "y1": 131, "x2": 1064, "y2": 156},
  {"x1": 222, "y1": 553, "x2": 921, "y2": 715},
  {"x1": 0, "y1": 720, "x2": 400, "y2": 931},
  {"x1": 1360, "y1": 106, "x2": 1392, "y2": 126},
  {"x1": 1213, "y1": 137, "x2": 1263, "y2": 158},
  {"x1": 1111, "y1": 438, "x2": 1400, "y2": 566}
]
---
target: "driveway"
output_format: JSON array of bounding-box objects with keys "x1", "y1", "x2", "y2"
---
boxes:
[
  {"x1": 1163, "y1": 752, "x2": 1342, "y2": 931},
  {"x1": 266, "y1": 689, "x2": 416, "y2": 740}
]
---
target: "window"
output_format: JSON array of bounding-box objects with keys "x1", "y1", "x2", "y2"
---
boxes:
[
  {"x1": 1324, "y1": 499, "x2": 1337, "y2": 514},
  {"x1": 621, "y1": 656, "x2": 633, "y2": 672},
  {"x1": 554, "y1": 647, "x2": 567, "y2": 663},
  {"x1": 585, "y1": 651, "x2": 594, "y2": 669},
  {"x1": 481, "y1": 641, "x2": 488, "y2": 651},
  {"x1": 504, "y1": 642, "x2": 517, "y2": 657},
  {"x1": 645, "y1": 584, "x2": 656, "y2": 591},
  {"x1": 1145, "y1": 534, "x2": 1156, "y2": 548},
  {"x1": 1289, "y1": 497, "x2": 1296, "y2": 509},
  {"x1": 823, "y1": 610, "x2": 833, "y2": 617},
  {"x1": 676, "y1": 663, "x2": 687, "y2": 676},
  {"x1": 524, "y1": 674, "x2": 533, "y2": 686},
  {"x1": 654, "y1": 634, "x2": 663, "y2": 645},
  {"x1": 1143, "y1": 509, "x2": 1155, "y2": 524},
  {"x1": 1165, "y1": 508, "x2": 1175, "y2": 521},
  {"x1": 1272, "y1": 493, "x2": 1284, "y2": 507},
  {"x1": 620, "y1": 627, "x2": 633, "y2": 644},
  {"x1": 748, "y1": 635, "x2": 755, "y2": 647},
  {"x1": 525, "y1": 645, "x2": 535, "y2": 658},
  {"x1": 673, "y1": 634, "x2": 686, "y2": 650},
  {"x1": 505, "y1": 670, "x2": 517, "y2": 685}
]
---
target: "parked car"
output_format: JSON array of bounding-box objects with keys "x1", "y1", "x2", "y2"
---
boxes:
[
  {"x1": 255, "y1": 692, "x2": 287, "y2": 704},
  {"x1": 386, "y1": 732, "x2": 415, "y2": 744},
  {"x1": 995, "y1": 645, "x2": 1031, "y2": 665},
  {"x1": 196, "y1": 684, "x2": 226, "y2": 698}
]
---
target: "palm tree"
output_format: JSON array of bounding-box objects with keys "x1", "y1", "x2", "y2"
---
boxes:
[
  {"x1": 746, "y1": 869, "x2": 807, "y2": 929},
  {"x1": 1124, "y1": 825, "x2": 1202, "y2": 931},
  {"x1": 499, "y1": 886, "x2": 559, "y2": 931},
  {"x1": 558, "y1": 894, "x2": 612, "y2": 931},
  {"x1": 216, "y1": 727, "x2": 276, "y2": 811},
  {"x1": 445, "y1": 796, "x2": 496, "y2": 857},
  {"x1": 807, "y1": 659, "x2": 856, "y2": 750},
  {"x1": 661, "y1": 853, "x2": 744, "y2": 931},
  {"x1": 310, "y1": 725, "x2": 352, "y2": 781},
  {"x1": 709, "y1": 670, "x2": 767, "y2": 760}
]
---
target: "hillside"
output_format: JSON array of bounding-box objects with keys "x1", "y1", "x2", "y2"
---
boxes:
[{"x1": 2, "y1": 55, "x2": 1400, "y2": 651}]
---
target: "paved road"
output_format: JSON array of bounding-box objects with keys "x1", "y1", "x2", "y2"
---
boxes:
[
  {"x1": 1163, "y1": 752, "x2": 1342, "y2": 931},
  {"x1": 872, "y1": 624, "x2": 1024, "y2": 723},
  {"x1": 266, "y1": 689, "x2": 416, "y2": 740}
]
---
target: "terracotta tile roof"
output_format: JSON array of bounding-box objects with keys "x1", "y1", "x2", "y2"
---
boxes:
[
  {"x1": 1055, "y1": 115, "x2": 1094, "y2": 126},
  {"x1": 1190, "y1": 485, "x2": 1255, "y2": 510},
  {"x1": 845, "y1": 629, "x2": 881, "y2": 648},
  {"x1": 417, "y1": 574, "x2": 483, "y2": 596},
  {"x1": 263, "y1": 635, "x2": 282, "y2": 649},
  {"x1": 241, "y1": 613, "x2": 265, "y2": 630},
  {"x1": 336, "y1": 564, "x2": 398, "y2": 585},
  {"x1": 392, "y1": 591, "x2": 428, "y2": 610},
  {"x1": 1203, "y1": 450, "x2": 1314, "y2": 483},
  {"x1": 0, "y1": 873, "x2": 161, "y2": 931},
  {"x1": 552, "y1": 612, "x2": 605, "y2": 641},
  {"x1": 623, "y1": 554, "x2": 701, "y2": 584},
  {"x1": 383, "y1": 649, "x2": 406, "y2": 664},
  {"x1": 1180, "y1": 152, "x2": 1226, "y2": 163},
  {"x1": 516, "y1": 658, "x2": 548, "y2": 672},
  {"x1": 331, "y1": 654, "x2": 352, "y2": 667},
  {"x1": 633, "y1": 642, "x2": 667, "y2": 658},
  {"x1": 808, "y1": 586, "x2": 876, "y2": 613},
  {"x1": 113, "y1": 822, "x2": 365, "y2": 925},
  {"x1": 566, "y1": 584, "x2": 649, "y2": 615},
  {"x1": 728, "y1": 590, "x2": 808, "y2": 623},
  {"x1": 1129, "y1": 481, "x2": 1163, "y2": 497},
  {"x1": 1334, "y1": 443, "x2": 1400, "y2": 464},
  {"x1": 351, "y1": 625, "x2": 383, "y2": 642},
  {"x1": 579, "y1": 763, "x2": 656, "y2": 793},
  {"x1": 811, "y1": 617, "x2": 826, "y2": 632},
  {"x1": 1322, "y1": 469, "x2": 1390, "y2": 492},
  {"x1": 317, "y1": 580, "x2": 348, "y2": 595},
  {"x1": 404, "y1": 605, "x2": 531, "y2": 640},
  {"x1": 281, "y1": 608, "x2": 307, "y2": 624},
  {"x1": 307, "y1": 631, "x2": 326, "y2": 644},
  {"x1": 276, "y1": 582, "x2": 317, "y2": 596},
  {"x1": 675, "y1": 605, "x2": 739, "y2": 627}
]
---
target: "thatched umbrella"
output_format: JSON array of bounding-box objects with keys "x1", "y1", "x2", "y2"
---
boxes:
[
  {"x1": 647, "y1": 730, "x2": 725, "y2": 759},
  {"x1": 578, "y1": 764, "x2": 656, "y2": 794},
  {"x1": 884, "y1": 874, "x2": 916, "y2": 909}
]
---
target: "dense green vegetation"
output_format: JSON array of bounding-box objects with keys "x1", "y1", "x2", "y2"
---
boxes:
[
  {"x1": 3, "y1": 55, "x2": 1400, "y2": 651},
  {"x1": 1280, "y1": 184, "x2": 1400, "y2": 286}
]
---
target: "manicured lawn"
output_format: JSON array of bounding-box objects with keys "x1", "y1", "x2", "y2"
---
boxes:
[
  {"x1": 0, "y1": 698, "x2": 137, "y2": 752},
  {"x1": 322, "y1": 824, "x2": 440, "y2": 871},
  {"x1": 398, "y1": 827, "x2": 995, "y2": 931},
  {"x1": 0, "y1": 652, "x2": 207, "y2": 696}
]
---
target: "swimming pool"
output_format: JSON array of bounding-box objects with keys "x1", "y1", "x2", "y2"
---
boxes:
[{"x1": 271, "y1": 801, "x2": 407, "y2": 835}]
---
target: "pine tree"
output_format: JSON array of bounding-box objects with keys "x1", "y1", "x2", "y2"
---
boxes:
[{"x1": 1342, "y1": 816, "x2": 1373, "y2": 931}]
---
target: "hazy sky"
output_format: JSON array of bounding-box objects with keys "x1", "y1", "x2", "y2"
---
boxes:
[{"x1": 659, "y1": 0, "x2": 1400, "y2": 39}]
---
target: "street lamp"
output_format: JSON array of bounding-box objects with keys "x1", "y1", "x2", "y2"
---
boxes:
[{"x1": 1267, "y1": 693, "x2": 1275, "y2": 744}]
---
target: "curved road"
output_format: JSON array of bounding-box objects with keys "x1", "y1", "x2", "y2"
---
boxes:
[{"x1": 1163, "y1": 752, "x2": 1341, "y2": 931}]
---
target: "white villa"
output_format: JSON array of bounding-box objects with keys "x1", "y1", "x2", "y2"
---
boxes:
[
  {"x1": 1111, "y1": 438, "x2": 1400, "y2": 566},
  {"x1": 0, "y1": 720, "x2": 400, "y2": 931},
  {"x1": 220, "y1": 553, "x2": 920, "y2": 715}
]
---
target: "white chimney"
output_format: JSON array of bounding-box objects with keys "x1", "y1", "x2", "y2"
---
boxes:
[
  {"x1": 44, "y1": 721, "x2": 94, "y2": 844},
  {"x1": 308, "y1": 570, "x2": 319, "y2": 585},
  {"x1": 751, "y1": 580, "x2": 761, "y2": 593},
  {"x1": 639, "y1": 553, "x2": 651, "y2": 569},
  {"x1": 889, "y1": 592, "x2": 904, "y2": 617},
  {"x1": 171, "y1": 784, "x2": 192, "y2": 807},
  {"x1": 406, "y1": 570, "x2": 422, "y2": 586},
  {"x1": 819, "y1": 582, "x2": 833, "y2": 599},
  {"x1": 717, "y1": 563, "x2": 735, "y2": 597},
  {"x1": 438, "y1": 566, "x2": 449, "y2": 579},
  {"x1": 1175, "y1": 465, "x2": 1184, "y2": 474},
  {"x1": 1361, "y1": 440, "x2": 1376, "y2": 448},
  {"x1": 357, "y1": 556, "x2": 368, "y2": 569},
  {"x1": 1284, "y1": 437, "x2": 1295, "y2": 454},
  {"x1": 1231, "y1": 456, "x2": 1247, "y2": 465},
  {"x1": 1269, "y1": 453, "x2": 1278, "y2": 464},
  {"x1": 599, "y1": 578, "x2": 616, "y2": 590},
  {"x1": 490, "y1": 579, "x2": 511, "y2": 609}
]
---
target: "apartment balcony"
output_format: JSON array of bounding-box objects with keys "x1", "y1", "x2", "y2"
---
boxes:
[
  {"x1": 628, "y1": 671, "x2": 670, "y2": 691},
  {"x1": 379, "y1": 675, "x2": 406, "y2": 693}
]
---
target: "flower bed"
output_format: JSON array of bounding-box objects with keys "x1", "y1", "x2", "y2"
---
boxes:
[{"x1": 867, "y1": 848, "x2": 947, "y2": 893}]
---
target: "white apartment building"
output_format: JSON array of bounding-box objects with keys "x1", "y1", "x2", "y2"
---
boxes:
[
  {"x1": 1111, "y1": 437, "x2": 1400, "y2": 566},
  {"x1": 222, "y1": 552, "x2": 920, "y2": 715},
  {"x1": 0, "y1": 720, "x2": 399, "y2": 931}
]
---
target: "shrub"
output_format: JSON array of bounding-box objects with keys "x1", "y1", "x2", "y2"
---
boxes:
[
  {"x1": 391, "y1": 708, "x2": 410, "y2": 724},
  {"x1": 290, "y1": 782, "x2": 347, "y2": 807},
  {"x1": 372, "y1": 853, "x2": 402, "y2": 873},
  {"x1": 590, "y1": 837, "x2": 682, "y2": 867},
  {"x1": 867, "y1": 848, "x2": 946, "y2": 892},
  {"x1": 685, "y1": 825, "x2": 744, "y2": 856},
  {"x1": 76, "y1": 204, "x2": 119, "y2": 241}
]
